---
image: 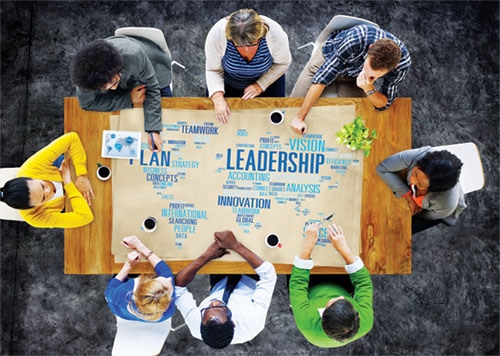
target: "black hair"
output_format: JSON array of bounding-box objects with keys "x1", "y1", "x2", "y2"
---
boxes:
[
  {"x1": 321, "y1": 299, "x2": 360, "y2": 342},
  {"x1": 0, "y1": 177, "x2": 33, "y2": 209},
  {"x1": 70, "y1": 39, "x2": 123, "y2": 90},
  {"x1": 200, "y1": 319, "x2": 234, "y2": 349},
  {"x1": 416, "y1": 150, "x2": 463, "y2": 192}
]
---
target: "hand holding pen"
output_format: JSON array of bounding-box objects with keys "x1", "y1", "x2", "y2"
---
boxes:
[{"x1": 148, "y1": 132, "x2": 162, "y2": 152}]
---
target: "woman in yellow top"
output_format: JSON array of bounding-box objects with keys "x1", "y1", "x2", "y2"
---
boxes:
[{"x1": 0, "y1": 132, "x2": 94, "y2": 228}]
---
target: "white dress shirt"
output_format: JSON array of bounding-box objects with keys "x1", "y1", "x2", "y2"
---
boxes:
[{"x1": 175, "y1": 261, "x2": 277, "y2": 344}]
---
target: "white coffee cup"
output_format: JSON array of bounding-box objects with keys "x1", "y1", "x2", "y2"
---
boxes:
[
  {"x1": 142, "y1": 216, "x2": 157, "y2": 233},
  {"x1": 269, "y1": 110, "x2": 284, "y2": 125},
  {"x1": 96, "y1": 164, "x2": 111, "y2": 181}
]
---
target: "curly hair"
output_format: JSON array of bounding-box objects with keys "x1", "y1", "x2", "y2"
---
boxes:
[
  {"x1": 416, "y1": 150, "x2": 463, "y2": 192},
  {"x1": 0, "y1": 177, "x2": 32, "y2": 209},
  {"x1": 70, "y1": 39, "x2": 123, "y2": 90},
  {"x1": 367, "y1": 38, "x2": 402, "y2": 71},
  {"x1": 226, "y1": 9, "x2": 269, "y2": 46},
  {"x1": 200, "y1": 318, "x2": 235, "y2": 349},
  {"x1": 321, "y1": 299, "x2": 360, "y2": 342}
]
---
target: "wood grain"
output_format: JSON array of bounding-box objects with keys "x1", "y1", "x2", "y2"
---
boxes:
[{"x1": 64, "y1": 97, "x2": 411, "y2": 274}]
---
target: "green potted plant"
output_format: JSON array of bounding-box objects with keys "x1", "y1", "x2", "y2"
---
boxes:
[{"x1": 335, "y1": 116, "x2": 377, "y2": 157}]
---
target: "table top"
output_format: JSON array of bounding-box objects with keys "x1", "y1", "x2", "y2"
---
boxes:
[{"x1": 64, "y1": 97, "x2": 411, "y2": 275}]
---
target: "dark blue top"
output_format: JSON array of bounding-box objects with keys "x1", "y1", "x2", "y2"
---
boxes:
[
  {"x1": 104, "y1": 260, "x2": 175, "y2": 322},
  {"x1": 222, "y1": 38, "x2": 273, "y2": 89}
]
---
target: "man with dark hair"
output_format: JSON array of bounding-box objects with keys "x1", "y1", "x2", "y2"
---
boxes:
[
  {"x1": 377, "y1": 146, "x2": 465, "y2": 233},
  {"x1": 290, "y1": 23, "x2": 411, "y2": 135},
  {"x1": 174, "y1": 231, "x2": 277, "y2": 348},
  {"x1": 289, "y1": 222, "x2": 373, "y2": 348},
  {"x1": 70, "y1": 35, "x2": 173, "y2": 151}
]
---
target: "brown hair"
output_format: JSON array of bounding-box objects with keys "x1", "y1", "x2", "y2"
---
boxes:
[
  {"x1": 367, "y1": 38, "x2": 402, "y2": 71},
  {"x1": 130, "y1": 274, "x2": 172, "y2": 321},
  {"x1": 225, "y1": 9, "x2": 269, "y2": 46}
]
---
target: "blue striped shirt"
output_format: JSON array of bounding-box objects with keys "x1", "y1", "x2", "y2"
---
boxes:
[
  {"x1": 223, "y1": 38, "x2": 273, "y2": 89},
  {"x1": 313, "y1": 25, "x2": 411, "y2": 110}
]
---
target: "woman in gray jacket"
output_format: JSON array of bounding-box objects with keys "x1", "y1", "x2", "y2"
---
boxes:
[{"x1": 376, "y1": 146, "x2": 465, "y2": 234}]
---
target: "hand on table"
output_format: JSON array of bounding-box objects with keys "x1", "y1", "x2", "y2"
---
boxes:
[
  {"x1": 148, "y1": 132, "x2": 163, "y2": 152},
  {"x1": 299, "y1": 222, "x2": 319, "y2": 259},
  {"x1": 214, "y1": 230, "x2": 239, "y2": 250},
  {"x1": 242, "y1": 83, "x2": 263, "y2": 100},
  {"x1": 126, "y1": 251, "x2": 141, "y2": 267},
  {"x1": 204, "y1": 241, "x2": 229, "y2": 261},
  {"x1": 211, "y1": 92, "x2": 231, "y2": 124},
  {"x1": 121, "y1": 235, "x2": 144, "y2": 250},
  {"x1": 291, "y1": 117, "x2": 307, "y2": 135},
  {"x1": 130, "y1": 85, "x2": 146, "y2": 105},
  {"x1": 75, "y1": 175, "x2": 95, "y2": 206}
]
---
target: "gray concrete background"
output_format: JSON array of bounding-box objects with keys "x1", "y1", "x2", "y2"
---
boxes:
[{"x1": 1, "y1": 1, "x2": 498, "y2": 355}]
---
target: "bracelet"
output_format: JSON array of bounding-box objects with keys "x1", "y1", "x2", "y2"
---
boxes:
[{"x1": 145, "y1": 250, "x2": 154, "y2": 259}]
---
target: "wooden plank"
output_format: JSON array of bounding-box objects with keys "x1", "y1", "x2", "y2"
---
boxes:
[{"x1": 64, "y1": 97, "x2": 411, "y2": 274}]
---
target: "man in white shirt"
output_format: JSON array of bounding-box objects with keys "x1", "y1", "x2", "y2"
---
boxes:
[{"x1": 174, "y1": 230, "x2": 277, "y2": 349}]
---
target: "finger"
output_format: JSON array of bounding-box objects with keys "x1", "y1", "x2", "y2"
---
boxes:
[{"x1": 89, "y1": 188, "x2": 96, "y2": 199}]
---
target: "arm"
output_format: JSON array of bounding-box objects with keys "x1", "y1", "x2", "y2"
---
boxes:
[
  {"x1": 375, "y1": 55, "x2": 411, "y2": 111},
  {"x1": 175, "y1": 241, "x2": 228, "y2": 287},
  {"x1": 290, "y1": 83, "x2": 326, "y2": 135},
  {"x1": 255, "y1": 17, "x2": 292, "y2": 91},
  {"x1": 348, "y1": 266, "x2": 374, "y2": 335},
  {"x1": 214, "y1": 230, "x2": 264, "y2": 269},
  {"x1": 205, "y1": 18, "x2": 227, "y2": 98},
  {"x1": 76, "y1": 86, "x2": 133, "y2": 112},
  {"x1": 115, "y1": 251, "x2": 141, "y2": 282},
  {"x1": 121, "y1": 235, "x2": 162, "y2": 268},
  {"x1": 326, "y1": 224, "x2": 355, "y2": 264},
  {"x1": 20, "y1": 182, "x2": 94, "y2": 228}
]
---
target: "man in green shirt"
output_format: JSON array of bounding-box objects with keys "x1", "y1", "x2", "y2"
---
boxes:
[{"x1": 289, "y1": 222, "x2": 373, "y2": 348}]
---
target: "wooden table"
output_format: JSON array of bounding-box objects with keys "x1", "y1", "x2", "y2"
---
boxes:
[{"x1": 64, "y1": 97, "x2": 411, "y2": 275}]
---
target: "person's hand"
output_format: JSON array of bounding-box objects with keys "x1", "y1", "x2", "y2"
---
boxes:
[
  {"x1": 299, "y1": 222, "x2": 319, "y2": 259},
  {"x1": 211, "y1": 92, "x2": 231, "y2": 124},
  {"x1": 121, "y1": 235, "x2": 144, "y2": 250},
  {"x1": 356, "y1": 70, "x2": 376, "y2": 92},
  {"x1": 148, "y1": 132, "x2": 163, "y2": 152},
  {"x1": 74, "y1": 175, "x2": 95, "y2": 206},
  {"x1": 405, "y1": 196, "x2": 422, "y2": 215},
  {"x1": 327, "y1": 224, "x2": 350, "y2": 252},
  {"x1": 291, "y1": 117, "x2": 307, "y2": 135},
  {"x1": 204, "y1": 241, "x2": 229, "y2": 261},
  {"x1": 130, "y1": 85, "x2": 146, "y2": 105},
  {"x1": 59, "y1": 157, "x2": 72, "y2": 185},
  {"x1": 126, "y1": 251, "x2": 141, "y2": 267},
  {"x1": 242, "y1": 83, "x2": 263, "y2": 100},
  {"x1": 214, "y1": 230, "x2": 239, "y2": 250}
]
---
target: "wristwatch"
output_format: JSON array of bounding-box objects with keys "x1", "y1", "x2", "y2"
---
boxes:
[{"x1": 365, "y1": 89, "x2": 376, "y2": 96}]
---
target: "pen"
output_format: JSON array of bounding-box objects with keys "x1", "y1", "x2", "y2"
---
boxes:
[
  {"x1": 319, "y1": 214, "x2": 334, "y2": 227},
  {"x1": 150, "y1": 132, "x2": 157, "y2": 150}
]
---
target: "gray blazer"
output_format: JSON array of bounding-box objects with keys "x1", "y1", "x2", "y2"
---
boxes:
[
  {"x1": 376, "y1": 146, "x2": 467, "y2": 225},
  {"x1": 75, "y1": 35, "x2": 172, "y2": 132}
]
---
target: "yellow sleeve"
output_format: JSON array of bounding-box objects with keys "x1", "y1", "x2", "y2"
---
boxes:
[
  {"x1": 20, "y1": 183, "x2": 94, "y2": 228},
  {"x1": 20, "y1": 132, "x2": 88, "y2": 177}
]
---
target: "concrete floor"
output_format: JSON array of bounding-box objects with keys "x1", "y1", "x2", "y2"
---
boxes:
[{"x1": 1, "y1": 1, "x2": 498, "y2": 355}]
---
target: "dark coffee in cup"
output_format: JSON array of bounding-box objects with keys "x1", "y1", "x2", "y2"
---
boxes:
[
  {"x1": 142, "y1": 217, "x2": 157, "y2": 233},
  {"x1": 269, "y1": 110, "x2": 284, "y2": 125},
  {"x1": 267, "y1": 234, "x2": 279, "y2": 246},
  {"x1": 144, "y1": 218, "x2": 156, "y2": 230},
  {"x1": 265, "y1": 233, "x2": 281, "y2": 248},
  {"x1": 96, "y1": 165, "x2": 111, "y2": 181}
]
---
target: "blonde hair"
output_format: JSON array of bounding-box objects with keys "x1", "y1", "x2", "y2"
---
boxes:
[
  {"x1": 129, "y1": 274, "x2": 172, "y2": 321},
  {"x1": 225, "y1": 9, "x2": 269, "y2": 46}
]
